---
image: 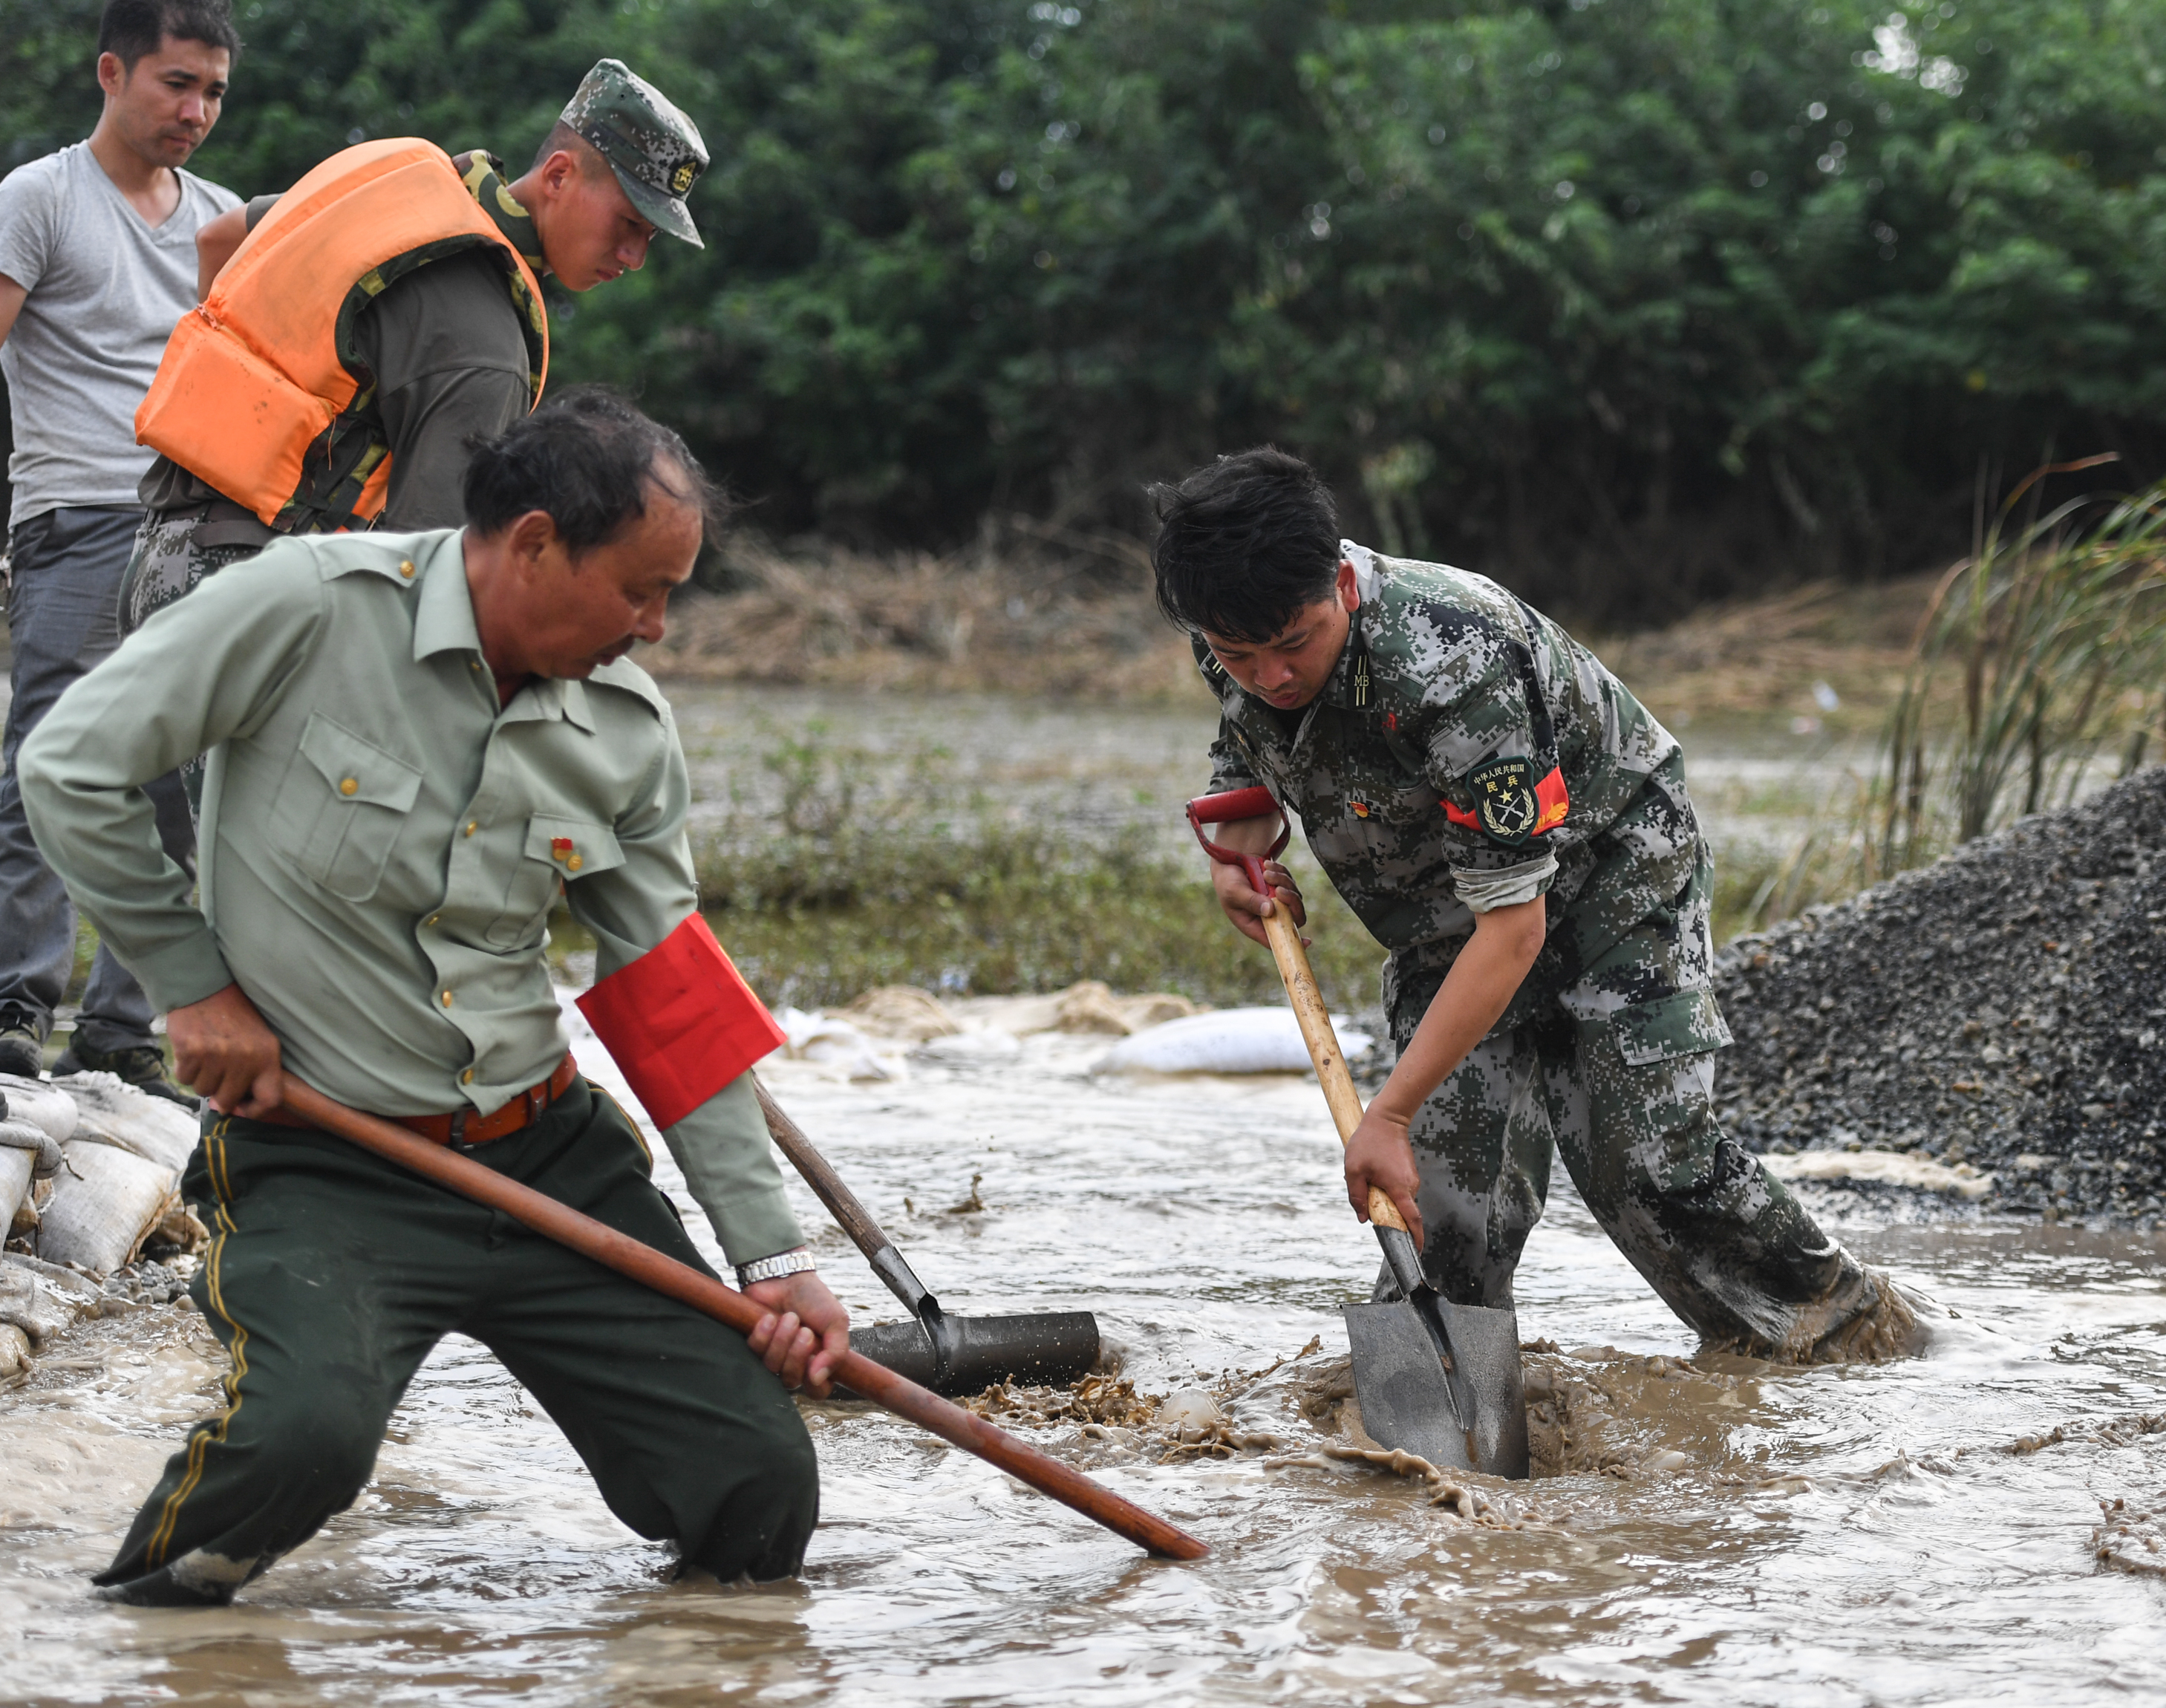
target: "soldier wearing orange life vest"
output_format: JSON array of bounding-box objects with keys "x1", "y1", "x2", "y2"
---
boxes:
[{"x1": 120, "y1": 58, "x2": 705, "y2": 658}]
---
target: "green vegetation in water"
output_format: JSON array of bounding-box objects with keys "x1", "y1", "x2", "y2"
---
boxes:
[
  {"x1": 691, "y1": 821, "x2": 1383, "y2": 1014},
  {"x1": 650, "y1": 719, "x2": 1376, "y2": 1011}
]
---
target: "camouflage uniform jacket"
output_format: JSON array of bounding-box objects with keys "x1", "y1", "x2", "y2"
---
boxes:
[{"x1": 1200, "y1": 543, "x2": 1729, "y2": 1054}]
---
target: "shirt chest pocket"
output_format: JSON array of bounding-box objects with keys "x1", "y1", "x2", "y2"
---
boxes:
[
  {"x1": 273, "y1": 712, "x2": 424, "y2": 903},
  {"x1": 486, "y1": 812, "x2": 627, "y2": 949},
  {"x1": 1311, "y1": 767, "x2": 1438, "y2": 863}
]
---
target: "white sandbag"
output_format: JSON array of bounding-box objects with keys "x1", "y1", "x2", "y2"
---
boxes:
[
  {"x1": 1092, "y1": 1008, "x2": 1375, "y2": 1075},
  {"x1": 774, "y1": 1008, "x2": 897, "y2": 1082},
  {"x1": 0, "y1": 1074, "x2": 78, "y2": 1144},
  {"x1": 0, "y1": 1116, "x2": 62, "y2": 1237},
  {"x1": 53, "y1": 1071, "x2": 199, "y2": 1173},
  {"x1": 35, "y1": 1141, "x2": 177, "y2": 1277},
  {"x1": 0, "y1": 1145, "x2": 32, "y2": 1238}
]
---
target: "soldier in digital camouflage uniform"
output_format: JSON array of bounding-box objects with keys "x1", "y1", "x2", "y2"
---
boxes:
[
  {"x1": 1156, "y1": 448, "x2": 1921, "y2": 1362},
  {"x1": 123, "y1": 58, "x2": 709, "y2": 771}
]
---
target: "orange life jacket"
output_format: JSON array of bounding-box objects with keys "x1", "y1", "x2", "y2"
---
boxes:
[{"x1": 135, "y1": 137, "x2": 549, "y2": 533}]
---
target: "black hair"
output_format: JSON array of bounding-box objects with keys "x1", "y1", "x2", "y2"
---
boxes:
[
  {"x1": 1149, "y1": 446, "x2": 1342, "y2": 642},
  {"x1": 531, "y1": 120, "x2": 607, "y2": 176},
  {"x1": 97, "y1": 0, "x2": 241, "y2": 71},
  {"x1": 462, "y1": 386, "x2": 731, "y2": 554}
]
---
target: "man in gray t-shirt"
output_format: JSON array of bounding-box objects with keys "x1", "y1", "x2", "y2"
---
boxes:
[{"x1": 0, "y1": 0, "x2": 240, "y2": 1095}]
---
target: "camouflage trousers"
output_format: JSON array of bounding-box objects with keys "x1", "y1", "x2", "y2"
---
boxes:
[
  {"x1": 1383, "y1": 855, "x2": 1880, "y2": 1360},
  {"x1": 120, "y1": 506, "x2": 271, "y2": 815}
]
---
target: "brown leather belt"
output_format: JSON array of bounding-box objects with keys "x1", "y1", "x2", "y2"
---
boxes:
[{"x1": 261, "y1": 1053, "x2": 580, "y2": 1147}]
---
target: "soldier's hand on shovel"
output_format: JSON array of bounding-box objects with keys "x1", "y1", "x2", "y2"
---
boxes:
[
  {"x1": 1343, "y1": 1105, "x2": 1425, "y2": 1251},
  {"x1": 745, "y1": 1271, "x2": 852, "y2": 1398},
  {"x1": 1211, "y1": 854, "x2": 1310, "y2": 948}
]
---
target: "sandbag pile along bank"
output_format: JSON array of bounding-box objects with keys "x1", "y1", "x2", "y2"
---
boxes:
[
  {"x1": 1710, "y1": 766, "x2": 2166, "y2": 1223},
  {"x1": 1, "y1": 1071, "x2": 201, "y2": 1381},
  {"x1": 1, "y1": 1071, "x2": 201, "y2": 1277}
]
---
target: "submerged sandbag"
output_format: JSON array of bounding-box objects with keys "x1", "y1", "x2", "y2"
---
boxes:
[
  {"x1": 837, "y1": 985, "x2": 960, "y2": 1042},
  {"x1": 1051, "y1": 980, "x2": 1203, "y2": 1036},
  {"x1": 0, "y1": 1323, "x2": 28, "y2": 1380},
  {"x1": 1092, "y1": 1008, "x2": 1375, "y2": 1075},
  {"x1": 53, "y1": 1071, "x2": 198, "y2": 1173},
  {"x1": 0, "y1": 1145, "x2": 31, "y2": 1239},
  {"x1": 0, "y1": 1255, "x2": 89, "y2": 1349},
  {"x1": 774, "y1": 1008, "x2": 898, "y2": 1081},
  {"x1": 0, "y1": 1252, "x2": 104, "y2": 1376},
  {"x1": 36, "y1": 1140, "x2": 177, "y2": 1277},
  {"x1": 913, "y1": 1029, "x2": 1022, "y2": 1063}
]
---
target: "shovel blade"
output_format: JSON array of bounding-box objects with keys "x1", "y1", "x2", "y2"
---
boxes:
[
  {"x1": 846, "y1": 1311, "x2": 1100, "y2": 1397},
  {"x1": 1432, "y1": 1300, "x2": 1530, "y2": 1480},
  {"x1": 1343, "y1": 1300, "x2": 1529, "y2": 1480},
  {"x1": 1343, "y1": 1300, "x2": 1476, "y2": 1472}
]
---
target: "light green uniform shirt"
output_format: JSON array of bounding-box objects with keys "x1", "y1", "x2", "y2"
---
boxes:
[{"x1": 18, "y1": 527, "x2": 803, "y2": 1265}]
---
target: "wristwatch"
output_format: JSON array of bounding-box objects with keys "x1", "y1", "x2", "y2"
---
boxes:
[{"x1": 735, "y1": 1246, "x2": 817, "y2": 1289}]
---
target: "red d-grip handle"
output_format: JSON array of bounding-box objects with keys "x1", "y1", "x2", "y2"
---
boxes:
[{"x1": 1185, "y1": 786, "x2": 1291, "y2": 900}]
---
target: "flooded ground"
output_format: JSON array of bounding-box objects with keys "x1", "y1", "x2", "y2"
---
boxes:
[
  {"x1": 7, "y1": 1020, "x2": 2165, "y2": 1706},
  {"x1": 5, "y1": 684, "x2": 2162, "y2": 1701}
]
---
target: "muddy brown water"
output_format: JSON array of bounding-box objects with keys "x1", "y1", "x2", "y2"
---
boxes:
[
  {"x1": 4, "y1": 686, "x2": 2162, "y2": 1700},
  {"x1": 5, "y1": 1026, "x2": 2165, "y2": 1705}
]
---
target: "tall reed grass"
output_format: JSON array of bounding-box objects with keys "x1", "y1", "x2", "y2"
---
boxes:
[
  {"x1": 1724, "y1": 465, "x2": 2166, "y2": 942},
  {"x1": 1877, "y1": 460, "x2": 2166, "y2": 870}
]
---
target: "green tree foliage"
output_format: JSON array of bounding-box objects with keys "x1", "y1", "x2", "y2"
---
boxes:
[{"x1": 5, "y1": 0, "x2": 2165, "y2": 616}]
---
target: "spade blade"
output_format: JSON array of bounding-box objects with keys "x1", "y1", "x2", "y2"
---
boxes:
[
  {"x1": 844, "y1": 1311, "x2": 1100, "y2": 1397},
  {"x1": 1343, "y1": 1300, "x2": 1477, "y2": 1473},
  {"x1": 1431, "y1": 1300, "x2": 1529, "y2": 1479},
  {"x1": 1343, "y1": 1299, "x2": 1530, "y2": 1480}
]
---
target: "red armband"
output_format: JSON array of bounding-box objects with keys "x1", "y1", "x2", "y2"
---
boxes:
[
  {"x1": 575, "y1": 914, "x2": 786, "y2": 1129},
  {"x1": 1532, "y1": 765, "x2": 1570, "y2": 834},
  {"x1": 1442, "y1": 760, "x2": 1570, "y2": 843}
]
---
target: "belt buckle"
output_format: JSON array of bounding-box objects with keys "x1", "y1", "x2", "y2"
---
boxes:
[{"x1": 446, "y1": 1108, "x2": 471, "y2": 1150}]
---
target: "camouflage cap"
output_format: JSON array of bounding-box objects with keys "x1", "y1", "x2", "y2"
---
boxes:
[{"x1": 558, "y1": 58, "x2": 708, "y2": 247}]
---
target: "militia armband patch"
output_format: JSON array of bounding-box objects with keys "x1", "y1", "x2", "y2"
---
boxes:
[{"x1": 1444, "y1": 756, "x2": 1570, "y2": 847}]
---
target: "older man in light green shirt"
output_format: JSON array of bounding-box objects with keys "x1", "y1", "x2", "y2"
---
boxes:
[{"x1": 22, "y1": 391, "x2": 844, "y2": 1605}]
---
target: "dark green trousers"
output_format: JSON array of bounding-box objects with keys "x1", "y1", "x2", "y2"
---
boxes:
[{"x1": 95, "y1": 1079, "x2": 818, "y2": 1605}]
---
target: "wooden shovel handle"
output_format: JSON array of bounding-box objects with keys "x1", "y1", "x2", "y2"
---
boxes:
[
  {"x1": 752, "y1": 1078, "x2": 893, "y2": 1257},
  {"x1": 277, "y1": 1078, "x2": 1208, "y2": 1562},
  {"x1": 1259, "y1": 905, "x2": 1410, "y2": 1236}
]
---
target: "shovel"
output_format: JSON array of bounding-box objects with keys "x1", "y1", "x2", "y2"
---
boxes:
[
  {"x1": 281, "y1": 1078, "x2": 1204, "y2": 1559},
  {"x1": 754, "y1": 1080, "x2": 1101, "y2": 1397},
  {"x1": 1187, "y1": 787, "x2": 1530, "y2": 1479}
]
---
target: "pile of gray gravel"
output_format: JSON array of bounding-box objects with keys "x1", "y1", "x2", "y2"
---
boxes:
[{"x1": 1709, "y1": 766, "x2": 2166, "y2": 1225}]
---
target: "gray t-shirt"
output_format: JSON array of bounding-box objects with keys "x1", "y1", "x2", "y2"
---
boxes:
[
  {"x1": 0, "y1": 143, "x2": 239, "y2": 524},
  {"x1": 0, "y1": 142, "x2": 240, "y2": 527}
]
